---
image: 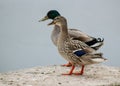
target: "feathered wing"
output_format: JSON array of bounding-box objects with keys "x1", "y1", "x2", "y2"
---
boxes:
[
  {"x1": 82, "y1": 53, "x2": 107, "y2": 63},
  {"x1": 68, "y1": 39, "x2": 106, "y2": 62},
  {"x1": 68, "y1": 28, "x2": 104, "y2": 50},
  {"x1": 68, "y1": 29, "x2": 93, "y2": 42},
  {"x1": 73, "y1": 49, "x2": 107, "y2": 64},
  {"x1": 67, "y1": 38, "x2": 96, "y2": 54},
  {"x1": 73, "y1": 49, "x2": 86, "y2": 57}
]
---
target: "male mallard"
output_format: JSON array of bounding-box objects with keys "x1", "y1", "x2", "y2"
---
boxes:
[
  {"x1": 48, "y1": 16, "x2": 107, "y2": 75},
  {"x1": 39, "y1": 10, "x2": 104, "y2": 66}
]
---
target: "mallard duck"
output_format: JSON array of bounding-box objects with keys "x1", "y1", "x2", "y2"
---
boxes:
[
  {"x1": 48, "y1": 16, "x2": 107, "y2": 75},
  {"x1": 39, "y1": 10, "x2": 104, "y2": 67}
]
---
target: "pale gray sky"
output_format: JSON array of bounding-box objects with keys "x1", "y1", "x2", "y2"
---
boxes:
[{"x1": 0, "y1": 0, "x2": 120, "y2": 72}]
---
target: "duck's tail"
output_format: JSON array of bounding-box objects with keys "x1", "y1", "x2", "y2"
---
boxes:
[
  {"x1": 86, "y1": 38, "x2": 104, "y2": 50},
  {"x1": 91, "y1": 53, "x2": 107, "y2": 63}
]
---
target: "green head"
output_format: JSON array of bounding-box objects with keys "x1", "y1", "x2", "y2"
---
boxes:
[{"x1": 39, "y1": 10, "x2": 61, "y2": 22}]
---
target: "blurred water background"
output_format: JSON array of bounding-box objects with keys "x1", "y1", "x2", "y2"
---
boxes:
[{"x1": 0, "y1": 0, "x2": 120, "y2": 72}]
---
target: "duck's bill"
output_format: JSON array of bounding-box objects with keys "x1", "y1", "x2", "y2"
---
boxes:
[
  {"x1": 48, "y1": 21, "x2": 55, "y2": 26},
  {"x1": 38, "y1": 16, "x2": 48, "y2": 22}
]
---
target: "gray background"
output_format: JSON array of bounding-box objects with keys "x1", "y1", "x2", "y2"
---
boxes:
[{"x1": 0, "y1": 0, "x2": 120, "y2": 72}]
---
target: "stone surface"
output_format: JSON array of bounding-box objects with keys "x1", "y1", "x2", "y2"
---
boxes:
[{"x1": 0, "y1": 65, "x2": 120, "y2": 86}]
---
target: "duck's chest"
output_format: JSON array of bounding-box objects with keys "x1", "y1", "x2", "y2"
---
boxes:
[
  {"x1": 51, "y1": 26, "x2": 60, "y2": 46},
  {"x1": 57, "y1": 40, "x2": 77, "y2": 62},
  {"x1": 57, "y1": 40, "x2": 72, "y2": 56}
]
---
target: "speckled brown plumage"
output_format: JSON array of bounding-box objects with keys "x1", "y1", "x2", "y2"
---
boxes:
[{"x1": 48, "y1": 16, "x2": 107, "y2": 75}]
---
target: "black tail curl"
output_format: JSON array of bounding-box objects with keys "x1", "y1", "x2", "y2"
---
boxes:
[
  {"x1": 85, "y1": 38, "x2": 104, "y2": 46},
  {"x1": 97, "y1": 38, "x2": 104, "y2": 42}
]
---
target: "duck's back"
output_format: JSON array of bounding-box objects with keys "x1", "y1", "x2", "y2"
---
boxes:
[
  {"x1": 68, "y1": 29, "x2": 93, "y2": 42},
  {"x1": 51, "y1": 26, "x2": 94, "y2": 46}
]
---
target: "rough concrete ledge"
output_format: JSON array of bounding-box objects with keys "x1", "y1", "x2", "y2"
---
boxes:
[{"x1": 0, "y1": 64, "x2": 120, "y2": 86}]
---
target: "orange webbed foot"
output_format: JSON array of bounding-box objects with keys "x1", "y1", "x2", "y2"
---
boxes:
[
  {"x1": 72, "y1": 72, "x2": 83, "y2": 75},
  {"x1": 61, "y1": 62, "x2": 72, "y2": 67}
]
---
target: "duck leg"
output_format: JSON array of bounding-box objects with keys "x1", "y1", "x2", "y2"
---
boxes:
[
  {"x1": 61, "y1": 62, "x2": 72, "y2": 67},
  {"x1": 73, "y1": 65, "x2": 85, "y2": 75},
  {"x1": 62, "y1": 65, "x2": 75, "y2": 75}
]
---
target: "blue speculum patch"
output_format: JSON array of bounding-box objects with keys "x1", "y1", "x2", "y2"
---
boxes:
[{"x1": 74, "y1": 50, "x2": 86, "y2": 57}]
